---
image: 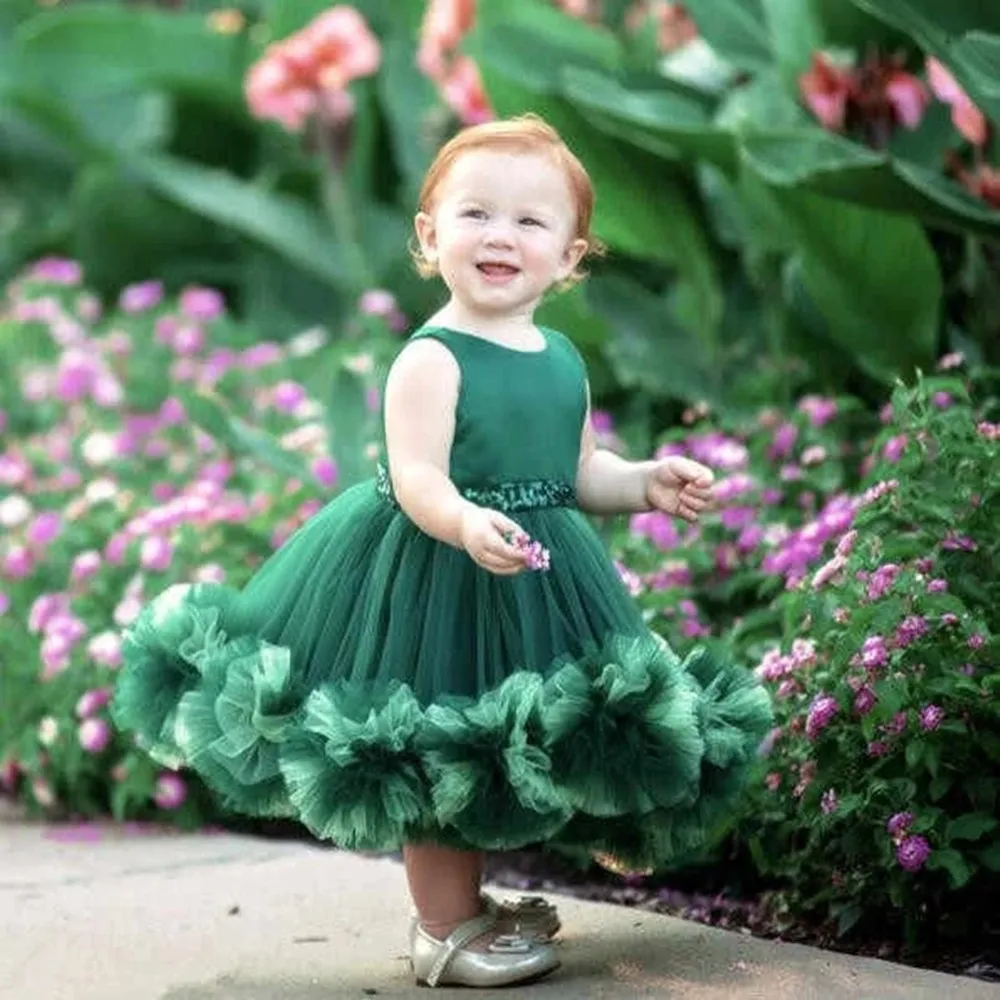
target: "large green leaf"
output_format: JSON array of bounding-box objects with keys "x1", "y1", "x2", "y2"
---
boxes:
[
  {"x1": 12, "y1": 4, "x2": 248, "y2": 104},
  {"x1": 846, "y1": 0, "x2": 1000, "y2": 125},
  {"x1": 561, "y1": 67, "x2": 737, "y2": 171},
  {"x1": 587, "y1": 273, "x2": 723, "y2": 405},
  {"x1": 761, "y1": 0, "x2": 825, "y2": 81},
  {"x1": 762, "y1": 185, "x2": 942, "y2": 380},
  {"x1": 127, "y1": 153, "x2": 351, "y2": 291},
  {"x1": 69, "y1": 164, "x2": 235, "y2": 295},
  {"x1": 681, "y1": 0, "x2": 773, "y2": 72},
  {"x1": 740, "y1": 130, "x2": 1000, "y2": 237}
]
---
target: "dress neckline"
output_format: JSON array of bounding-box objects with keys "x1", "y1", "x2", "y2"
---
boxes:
[{"x1": 421, "y1": 325, "x2": 550, "y2": 355}]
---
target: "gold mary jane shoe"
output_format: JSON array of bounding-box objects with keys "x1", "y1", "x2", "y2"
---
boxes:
[
  {"x1": 411, "y1": 913, "x2": 561, "y2": 988},
  {"x1": 409, "y1": 892, "x2": 561, "y2": 949}
]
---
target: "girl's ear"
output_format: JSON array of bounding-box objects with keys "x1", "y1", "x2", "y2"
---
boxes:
[
  {"x1": 558, "y1": 237, "x2": 589, "y2": 280},
  {"x1": 414, "y1": 211, "x2": 438, "y2": 263}
]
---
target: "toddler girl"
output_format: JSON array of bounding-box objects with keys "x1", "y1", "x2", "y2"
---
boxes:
[{"x1": 112, "y1": 113, "x2": 772, "y2": 989}]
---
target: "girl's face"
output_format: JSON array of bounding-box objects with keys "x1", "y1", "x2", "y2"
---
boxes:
[{"x1": 415, "y1": 148, "x2": 588, "y2": 319}]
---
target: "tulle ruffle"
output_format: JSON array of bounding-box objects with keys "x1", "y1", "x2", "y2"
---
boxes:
[{"x1": 112, "y1": 583, "x2": 773, "y2": 865}]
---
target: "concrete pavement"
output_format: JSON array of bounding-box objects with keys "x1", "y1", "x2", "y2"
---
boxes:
[{"x1": 1, "y1": 804, "x2": 997, "y2": 1000}]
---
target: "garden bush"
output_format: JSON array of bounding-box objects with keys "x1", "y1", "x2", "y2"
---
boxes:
[
  {"x1": 0, "y1": 259, "x2": 401, "y2": 826},
  {"x1": 607, "y1": 357, "x2": 1000, "y2": 945}
]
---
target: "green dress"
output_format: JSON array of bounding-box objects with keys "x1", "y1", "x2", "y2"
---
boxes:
[{"x1": 112, "y1": 325, "x2": 772, "y2": 869}]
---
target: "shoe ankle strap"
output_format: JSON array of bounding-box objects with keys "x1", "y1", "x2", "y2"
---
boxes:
[{"x1": 426, "y1": 913, "x2": 497, "y2": 987}]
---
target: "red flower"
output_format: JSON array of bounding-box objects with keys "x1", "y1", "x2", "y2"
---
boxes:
[{"x1": 800, "y1": 53, "x2": 856, "y2": 131}]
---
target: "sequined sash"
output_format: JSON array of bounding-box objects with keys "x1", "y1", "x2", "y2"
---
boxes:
[{"x1": 375, "y1": 463, "x2": 576, "y2": 513}]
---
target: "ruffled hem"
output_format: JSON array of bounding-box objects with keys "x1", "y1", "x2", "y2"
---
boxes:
[{"x1": 111, "y1": 584, "x2": 773, "y2": 867}]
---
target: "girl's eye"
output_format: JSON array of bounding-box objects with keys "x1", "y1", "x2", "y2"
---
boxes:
[
  {"x1": 461, "y1": 208, "x2": 486, "y2": 219},
  {"x1": 520, "y1": 217, "x2": 543, "y2": 227}
]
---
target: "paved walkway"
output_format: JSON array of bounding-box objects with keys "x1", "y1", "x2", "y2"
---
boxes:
[{"x1": 1, "y1": 806, "x2": 997, "y2": 1000}]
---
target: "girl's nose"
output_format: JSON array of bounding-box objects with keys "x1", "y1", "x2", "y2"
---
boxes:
[{"x1": 483, "y1": 221, "x2": 515, "y2": 247}]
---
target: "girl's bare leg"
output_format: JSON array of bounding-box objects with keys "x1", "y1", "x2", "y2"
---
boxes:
[{"x1": 403, "y1": 843, "x2": 486, "y2": 942}]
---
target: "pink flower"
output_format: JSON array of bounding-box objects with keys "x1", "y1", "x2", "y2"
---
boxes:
[
  {"x1": 926, "y1": 578, "x2": 948, "y2": 594},
  {"x1": 140, "y1": 535, "x2": 174, "y2": 572},
  {"x1": 246, "y1": 6, "x2": 382, "y2": 131},
  {"x1": 820, "y1": 788, "x2": 838, "y2": 814},
  {"x1": 417, "y1": 0, "x2": 476, "y2": 81},
  {"x1": 76, "y1": 687, "x2": 112, "y2": 718},
  {"x1": 27, "y1": 511, "x2": 62, "y2": 547},
  {"x1": 811, "y1": 554, "x2": 845, "y2": 589},
  {"x1": 884, "y1": 70, "x2": 929, "y2": 129},
  {"x1": 440, "y1": 55, "x2": 493, "y2": 125},
  {"x1": 358, "y1": 289, "x2": 399, "y2": 318},
  {"x1": 70, "y1": 551, "x2": 102, "y2": 584},
  {"x1": 119, "y1": 280, "x2": 164, "y2": 313},
  {"x1": 312, "y1": 456, "x2": 338, "y2": 488},
  {"x1": 765, "y1": 772, "x2": 782, "y2": 792},
  {"x1": 180, "y1": 285, "x2": 225, "y2": 321},
  {"x1": 894, "y1": 615, "x2": 928, "y2": 648},
  {"x1": 968, "y1": 633, "x2": 986, "y2": 650},
  {"x1": 931, "y1": 391, "x2": 952, "y2": 408},
  {"x1": 78, "y1": 718, "x2": 112, "y2": 753},
  {"x1": 800, "y1": 53, "x2": 854, "y2": 130},
  {"x1": 272, "y1": 380, "x2": 308, "y2": 414},
  {"x1": 154, "y1": 773, "x2": 188, "y2": 810},
  {"x1": 882, "y1": 434, "x2": 907, "y2": 462},
  {"x1": 88, "y1": 631, "x2": 123, "y2": 668},
  {"x1": 801, "y1": 445, "x2": 827, "y2": 466},
  {"x1": 926, "y1": 57, "x2": 988, "y2": 146},
  {"x1": 29, "y1": 257, "x2": 82, "y2": 285},
  {"x1": 171, "y1": 324, "x2": 205, "y2": 355},
  {"x1": 630, "y1": 510, "x2": 679, "y2": 551},
  {"x1": 3, "y1": 545, "x2": 34, "y2": 579},
  {"x1": 797, "y1": 395, "x2": 838, "y2": 427}
]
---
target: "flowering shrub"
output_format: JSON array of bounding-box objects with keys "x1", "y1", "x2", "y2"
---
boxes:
[
  {"x1": 0, "y1": 260, "x2": 402, "y2": 824},
  {"x1": 608, "y1": 361, "x2": 1000, "y2": 941}
]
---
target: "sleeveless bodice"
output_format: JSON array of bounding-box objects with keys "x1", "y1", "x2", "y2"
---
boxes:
[{"x1": 403, "y1": 326, "x2": 588, "y2": 490}]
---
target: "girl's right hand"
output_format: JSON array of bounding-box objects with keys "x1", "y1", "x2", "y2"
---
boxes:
[{"x1": 458, "y1": 505, "x2": 528, "y2": 575}]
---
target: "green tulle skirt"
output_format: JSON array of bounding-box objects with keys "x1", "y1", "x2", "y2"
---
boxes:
[{"x1": 111, "y1": 480, "x2": 772, "y2": 870}]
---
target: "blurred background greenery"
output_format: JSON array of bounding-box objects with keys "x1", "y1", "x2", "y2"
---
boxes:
[{"x1": 2, "y1": 0, "x2": 998, "y2": 421}]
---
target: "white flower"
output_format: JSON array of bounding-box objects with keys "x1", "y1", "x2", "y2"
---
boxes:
[
  {"x1": 81, "y1": 431, "x2": 118, "y2": 467},
  {"x1": 287, "y1": 327, "x2": 328, "y2": 357},
  {"x1": 0, "y1": 494, "x2": 32, "y2": 528},
  {"x1": 38, "y1": 716, "x2": 59, "y2": 747},
  {"x1": 85, "y1": 478, "x2": 118, "y2": 504}
]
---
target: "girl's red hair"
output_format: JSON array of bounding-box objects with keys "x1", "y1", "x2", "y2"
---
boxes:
[{"x1": 412, "y1": 113, "x2": 603, "y2": 284}]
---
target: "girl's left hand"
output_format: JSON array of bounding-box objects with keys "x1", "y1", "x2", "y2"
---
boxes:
[{"x1": 644, "y1": 456, "x2": 715, "y2": 522}]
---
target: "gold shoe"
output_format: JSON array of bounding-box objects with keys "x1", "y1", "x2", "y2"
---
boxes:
[
  {"x1": 408, "y1": 892, "x2": 560, "y2": 949},
  {"x1": 410, "y1": 913, "x2": 561, "y2": 988}
]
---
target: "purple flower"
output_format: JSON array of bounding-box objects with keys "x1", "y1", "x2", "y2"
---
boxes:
[
  {"x1": 70, "y1": 551, "x2": 102, "y2": 584},
  {"x1": 767, "y1": 422, "x2": 798, "y2": 460},
  {"x1": 27, "y1": 511, "x2": 62, "y2": 547},
  {"x1": 179, "y1": 285, "x2": 225, "y2": 321},
  {"x1": 895, "y1": 615, "x2": 929, "y2": 648},
  {"x1": 887, "y1": 812, "x2": 914, "y2": 838},
  {"x1": 139, "y1": 535, "x2": 174, "y2": 572},
  {"x1": 854, "y1": 685, "x2": 877, "y2": 716},
  {"x1": 896, "y1": 834, "x2": 931, "y2": 872},
  {"x1": 119, "y1": 280, "x2": 163, "y2": 313},
  {"x1": 798, "y1": 395, "x2": 839, "y2": 427},
  {"x1": 866, "y1": 563, "x2": 900, "y2": 601},
  {"x1": 883, "y1": 434, "x2": 908, "y2": 462},
  {"x1": 919, "y1": 704, "x2": 944, "y2": 731},
  {"x1": 29, "y1": 256, "x2": 82, "y2": 285},
  {"x1": 820, "y1": 788, "x2": 838, "y2": 814},
  {"x1": 968, "y1": 633, "x2": 986, "y2": 650},
  {"x1": 76, "y1": 687, "x2": 112, "y2": 719},
  {"x1": 630, "y1": 510, "x2": 680, "y2": 551},
  {"x1": 312, "y1": 456, "x2": 338, "y2": 489},
  {"x1": 931, "y1": 391, "x2": 952, "y2": 408},
  {"x1": 867, "y1": 740, "x2": 889, "y2": 757},
  {"x1": 860, "y1": 635, "x2": 888, "y2": 669},
  {"x1": 805, "y1": 694, "x2": 838, "y2": 740},
  {"x1": 153, "y1": 773, "x2": 188, "y2": 810},
  {"x1": 926, "y1": 578, "x2": 948, "y2": 593},
  {"x1": 358, "y1": 288, "x2": 398, "y2": 318}
]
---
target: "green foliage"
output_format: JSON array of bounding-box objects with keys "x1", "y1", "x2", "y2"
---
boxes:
[
  {"x1": 2, "y1": 0, "x2": 999, "y2": 404},
  {"x1": 0, "y1": 266, "x2": 398, "y2": 823}
]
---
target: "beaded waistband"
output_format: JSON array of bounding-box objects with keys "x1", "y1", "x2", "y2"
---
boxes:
[{"x1": 375, "y1": 463, "x2": 577, "y2": 513}]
